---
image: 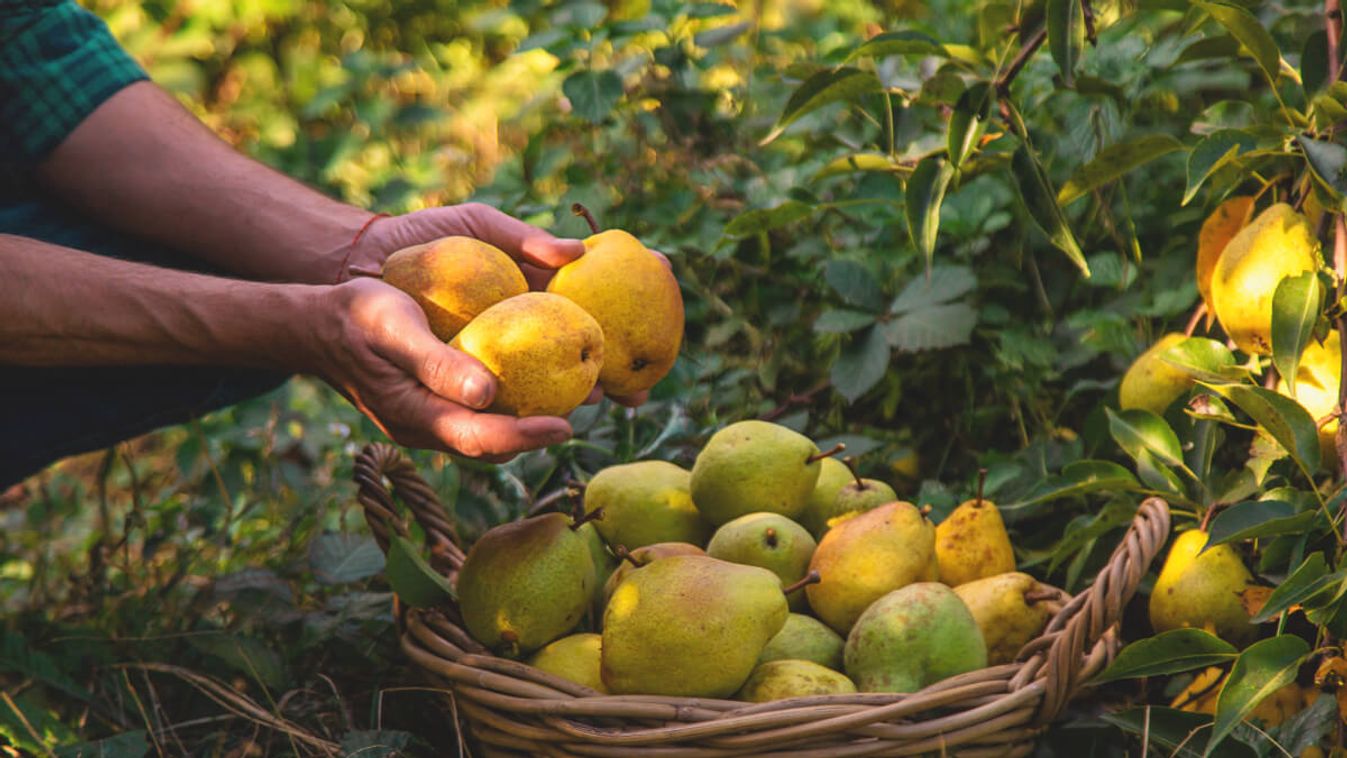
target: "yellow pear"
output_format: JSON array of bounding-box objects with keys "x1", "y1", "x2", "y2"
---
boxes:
[
  {"x1": 527, "y1": 633, "x2": 608, "y2": 693},
  {"x1": 583, "y1": 461, "x2": 709, "y2": 550},
  {"x1": 547, "y1": 229, "x2": 683, "y2": 396},
  {"x1": 450, "y1": 292, "x2": 603, "y2": 417},
  {"x1": 953, "y1": 572, "x2": 1061, "y2": 665},
  {"x1": 1119, "y1": 333, "x2": 1193, "y2": 415},
  {"x1": 1210, "y1": 203, "x2": 1322, "y2": 355},
  {"x1": 935, "y1": 494, "x2": 1015, "y2": 587},
  {"x1": 1276, "y1": 330, "x2": 1341, "y2": 466},
  {"x1": 1196, "y1": 196, "x2": 1254, "y2": 320},
  {"x1": 735, "y1": 660, "x2": 857, "y2": 702},
  {"x1": 1171, "y1": 665, "x2": 1303, "y2": 727},
  {"x1": 381, "y1": 237, "x2": 527, "y2": 341},
  {"x1": 806, "y1": 501, "x2": 935, "y2": 633},
  {"x1": 601, "y1": 542, "x2": 704, "y2": 607},
  {"x1": 1148, "y1": 529, "x2": 1256, "y2": 645}
]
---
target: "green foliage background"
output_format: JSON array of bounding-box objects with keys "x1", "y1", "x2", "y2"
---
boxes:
[{"x1": 10, "y1": 0, "x2": 1347, "y2": 754}]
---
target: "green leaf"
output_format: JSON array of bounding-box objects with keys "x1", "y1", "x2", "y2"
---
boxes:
[
  {"x1": 1011, "y1": 143, "x2": 1090, "y2": 277},
  {"x1": 1184, "y1": 130, "x2": 1258, "y2": 205},
  {"x1": 948, "y1": 83, "x2": 993, "y2": 169},
  {"x1": 723, "y1": 200, "x2": 813, "y2": 239},
  {"x1": 1252, "y1": 552, "x2": 1333, "y2": 623},
  {"x1": 1201, "y1": 383, "x2": 1321, "y2": 476},
  {"x1": 905, "y1": 156, "x2": 955, "y2": 270},
  {"x1": 825, "y1": 259, "x2": 885, "y2": 311},
  {"x1": 891, "y1": 266, "x2": 977, "y2": 313},
  {"x1": 562, "y1": 69, "x2": 624, "y2": 123},
  {"x1": 1206, "y1": 500, "x2": 1319, "y2": 548},
  {"x1": 1094, "y1": 629, "x2": 1238, "y2": 684},
  {"x1": 832, "y1": 326, "x2": 890, "y2": 402},
  {"x1": 1274, "y1": 692, "x2": 1339, "y2": 755},
  {"x1": 309, "y1": 533, "x2": 386, "y2": 585},
  {"x1": 1159, "y1": 337, "x2": 1244, "y2": 383},
  {"x1": 1298, "y1": 134, "x2": 1347, "y2": 200},
  {"x1": 339, "y1": 730, "x2": 416, "y2": 757},
  {"x1": 814, "y1": 309, "x2": 877, "y2": 333},
  {"x1": 846, "y1": 30, "x2": 947, "y2": 61},
  {"x1": 386, "y1": 535, "x2": 456, "y2": 608},
  {"x1": 1271, "y1": 272, "x2": 1325, "y2": 398},
  {"x1": 1046, "y1": 0, "x2": 1084, "y2": 86},
  {"x1": 1000, "y1": 460, "x2": 1140, "y2": 517},
  {"x1": 1106, "y1": 407, "x2": 1185, "y2": 467},
  {"x1": 188, "y1": 634, "x2": 288, "y2": 689},
  {"x1": 761, "y1": 67, "x2": 883, "y2": 145},
  {"x1": 1174, "y1": 35, "x2": 1242, "y2": 66},
  {"x1": 1058, "y1": 134, "x2": 1184, "y2": 206},
  {"x1": 1207, "y1": 635, "x2": 1311, "y2": 755},
  {"x1": 1195, "y1": 1, "x2": 1282, "y2": 89},
  {"x1": 683, "y1": 2, "x2": 738, "y2": 18},
  {"x1": 883, "y1": 303, "x2": 977, "y2": 352},
  {"x1": 1303, "y1": 30, "x2": 1329, "y2": 98},
  {"x1": 55, "y1": 731, "x2": 150, "y2": 758},
  {"x1": 814, "y1": 152, "x2": 903, "y2": 180},
  {"x1": 1101, "y1": 707, "x2": 1258, "y2": 757}
]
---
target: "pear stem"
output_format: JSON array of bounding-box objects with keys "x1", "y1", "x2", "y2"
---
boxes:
[
  {"x1": 499, "y1": 629, "x2": 521, "y2": 658},
  {"x1": 975, "y1": 468, "x2": 987, "y2": 507},
  {"x1": 346, "y1": 264, "x2": 383, "y2": 279},
  {"x1": 781, "y1": 570, "x2": 821, "y2": 596},
  {"x1": 569, "y1": 506, "x2": 604, "y2": 531},
  {"x1": 614, "y1": 545, "x2": 645, "y2": 568},
  {"x1": 764, "y1": 528, "x2": 778, "y2": 548},
  {"x1": 841, "y1": 455, "x2": 865, "y2": 489},
  {"x1": 919, "y1": 504, "x2": 933, "y2": 519},
  {"x1": 806, "y1": 443, "x2": 846, "y2": 465},
  {"x1": 572, "y1": 203, "x2": 601, "y2": 235}
]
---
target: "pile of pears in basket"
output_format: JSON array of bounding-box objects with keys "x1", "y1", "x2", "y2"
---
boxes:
[{"x1": 454, "y1": 420, "x2": 1064, "y2": 702}]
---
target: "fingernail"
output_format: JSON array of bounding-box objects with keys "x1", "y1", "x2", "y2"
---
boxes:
[{"x1": 461, "y1": 374, "x2": 492, "y2": 409}]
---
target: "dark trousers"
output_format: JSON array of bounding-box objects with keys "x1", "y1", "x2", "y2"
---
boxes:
[{"x1": 0, "y1": 192, "x2": 289, "y2": 489}]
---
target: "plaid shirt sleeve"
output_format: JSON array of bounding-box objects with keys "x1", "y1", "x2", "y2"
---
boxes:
[{"x1": 0, "y1": 0, "x2": 148, "y2": 164}]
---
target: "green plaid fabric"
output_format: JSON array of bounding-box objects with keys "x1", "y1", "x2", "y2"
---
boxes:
[{"x1": 0, "y1": 0, "x2": 147, "y2": 163}]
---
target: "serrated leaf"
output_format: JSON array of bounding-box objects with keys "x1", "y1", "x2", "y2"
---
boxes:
[
  {"x1": 1159, "y1": 338, "x2": 1245, "y2": 383},
  {"x1": 1106, "y1": 407, "x2": 1185, "y2": 467},
  {"x1": 1094, "y1": 629, "x2": 1238, "y2": 683},
  {"x1": 1207, "y1": 635, "x2": 1311, "y2": 755},
  {"x1": 761, "y1": 67, "x2": 883, "y2": 145},
  {"x1": 1252, "y1": 553, "x2": 1333, "y2": 623},
  {"x1": 891, "y1": 266, "x2": 977, "y2": 313},
  {"x1": 846, "y1": 30, "x2": 947, "y2": 61},
  {"x1": 905, "y1": 156, "x2": 955, "y2": 269},
  {"x1": 825, "y1": 259, "x2": 885, "y2": 310},
  {"x1": 1195, "y1": 1, "x2": 1282, "y2": 89},
  {"x1": 1011, "y1": 143, "x2": 1090, "y2": 276},
  {"x1": 723, "y1": 200, "x2": 813, "y2": 239},
  {"x1": 309, "y1": 533, "x2": 386, "y2": 585},
  {"x1": 1271, "y1": 272, "x2": 1325, "y2": 398},
  {"x1": 832, "y1": 326, "x2": 890, "y2": 402},
  {"x1": 1058, "y1": 134, "x2": 1184, "y2": 206},
  {"x1": 1184, "y1": 130, "x2": 1258, "y2": 205},
  {"x1": 386, "y1": 535, "x2": 455, "y2": 608},
  {"x1": 562, "y1": 69, "x2": 624, "y2": 124},
  {"x1": 1201, "y1": 383, "x2": 1321, "y2": 476},
  {"x1": 814, "y1": 308, "x2": 877, "y2": 333},
  {"x1": 1206, "y1": 500, "x2": 1319, "y2": 548},
  {"x1": 883, "y1": 302, "x2": 977, "y2": 352},
  {"x1": 1298, "y1": 134, "x2": 1347, "y2": 200},
  {"x1": 1046, "y1": 0, "x2": 1084, "y2": 86},
  {"x1": 948, "y1": 83, "x2": 994, "y2": 169}
]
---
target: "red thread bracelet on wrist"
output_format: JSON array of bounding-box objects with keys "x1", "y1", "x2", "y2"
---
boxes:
[{"x1": 336, "y1": 212, "x2": 391, "y2": 284}]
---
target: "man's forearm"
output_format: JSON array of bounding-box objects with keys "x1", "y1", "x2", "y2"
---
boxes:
[
  {"x1": 0, "y1": 234, "x2": 319, "y2": 368},
  {"x1": 35, "y1": 82, "x2": 373, "y2": 285}
]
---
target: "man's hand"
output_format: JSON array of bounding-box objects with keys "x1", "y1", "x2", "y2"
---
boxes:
[{"x1": 308, "y1": 277, "x2": 573, "y2": 461}]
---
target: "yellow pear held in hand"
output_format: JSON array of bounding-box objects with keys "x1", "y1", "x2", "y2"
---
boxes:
[
  {"x1": 1195, "y1": 196, "x2": 1254, "y2": 322},
  {"x1": 1148, "y1": 528, "x2": 1256, "y2": 645},
  {"x1": 450, "y1": 292, "x2": 603, "y2": 417},
  {"x1": 953, "y1": 572, "x2": 1061, "y2": 665},
  {"x1": 380, "y1": 237, "x2": 527, "y2": 340},
  {"x1": 1276, "y1": 330, "x2": 1341, "y2": 466},
  {"x1": 1210, "y1": 203, "x2": 1322, "y2": 355},
  {"x1": 935, "y1": 474, "x2": 1015, "y2": 587},
  {"x1": 1119, "y1": 333, "x2": 1193, "y2": 415},
  {"x1": 547, "y1": 218, "x2": 684, "y2": 396},
  {"x1": 527, "y1": 633, "x2": 608, "y2": 693}
]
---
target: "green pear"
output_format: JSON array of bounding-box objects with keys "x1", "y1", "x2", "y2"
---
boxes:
[
  {"x1": 583, "y1": 461, "x2": 710, "y2": 550},
  {"x1": 799, "y1": 457, "x2": 854, "y2": 536},
  {"x1": 601, "y1": 555, "x2": 788, "y2": 697},
  {"x1": 456, "y1": 512, "x2": 596, "y2": 656},
  {"x1": 706, "y1": 513, "x2": 817, "y2": 611},
  {"x1": 1149, "y1": 529, "x2": 1256, "y2": 645},
  {"x1": 820, "y1": 459, "x2": 897, "y2": 538},
  {"x1": 601, "y1": 542, "x2": 704, "y2": 607},
  {"x1": 576, "y1": 522, "x2": 617, "y2": 617},
  {"x1": 527, "y1": 633, "x2": 607, "y2": 693},
  {"x1": 758, "y1": 613, "x2": 846, "y2": 671},
  {"x1": 954, "y1": 572, "x2": 1060, "y2": 665},
  {"x1": 844, "y1": 582, "x2": 987, "y2": 693},
  {"x1": 735, "y1": 660, "x2": 857, "y2": 702},
  {"x1": 690, "y1": 421, "x2": 825, "y2": 525},
  {"x1": 806, "y1": 501, "x2": 936, "y2": 633}
]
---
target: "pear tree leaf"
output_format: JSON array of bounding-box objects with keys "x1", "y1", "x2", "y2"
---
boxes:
[
  {"x1": 883, "y1": 303, "x2": 977, "y2": 352},
  {"x1": 723, "y1": 200, "x2": 813, "y2": 239},
  {"x1": 814, "y1": 309, "x2": 877, "y2": 333},
  {"x1": 1303, "y1": 30, "x2": 1330, "y2": 98},
  {"x1": 1207, "y1": 635, "x2": 1311, "y2": 755},
  {"x1": 1159, "y1": 338, "x2": 1245, "y2": 383},
  {"x1": 905, "y1": 156, "x2": 955, "y2": 270},
  {"x1": 814, "y1": 152, "x2": 903, "y2": 180},
  {"x1": 1205, "y1": 500, "x2": 1320, "y2": 549},
  {"x1": 1046, "y1": 0, "x2": 1084, "y2": 87},
  {"x1": 1135, "y1": 447, "x2": 1186, "y2": 495},
  {"x1": 825, "y1": 259, "x2": 885, "y2": 310},
  {"x1": 1106, "y1": 407, "x2": 1184, "y2": 467},
  {"x1": 948, "y1": 82, "x2": 994, "y2": 169},
  {"x1": 1058, "y1": 134, "x2": 1185, "y2": 206},
  {"x1": 1094, "y1": 629, "x2": 1238, "y2": 683},
  {"x1": 562, "y1": 69, "x2": 624, "y2": 123},
  {"x1": 846, "y1": 30, "x2": 947, "y2": 61},
  {"x1": 1251, "y1": 552, "x2": 1333, "y2": 623},
  {"x1": 1271, "y1": 272, "x2": 1325, "y2": 398},
  {"x1": 1195, "y1": 1, "x2": 1282, "y2": 90},
  {"x1": 386, "y1": 535, "x2": 456, "y2": 608},
  {"x1": 999, "y1": 460, "x2": 1140, "y2": 519},
  {"x1": 1184, "y1": 130, "x2": 1258, "y2": 205},
  {"x1": 832, "y1": 325, "x2": 890, "y2": 402},
  {"x1": 1186, "y1": 392, "x2": 1239, "y2": 424},
  {"x1": 1011, "y1": 143, "x2": 1090, "y2": 277},
  {"x1": 188, "y1": 634, "x2": 288, "y2": 689},
  {"x1": 1101, "y1": 707, "x2": 1258, "y2": 757},
  {"x1": 1298, "y1": 135, "x2": 1347, "y2": 200},
  {"x1": 891, "y1": 266, "x2": 977, "y2": 313},
  {"x1": 761, "y1": 67, "x2": 883, "y2": 145},
  {"x1": 1201, "y1": 383, "x2": 1320, "y2": 476}
]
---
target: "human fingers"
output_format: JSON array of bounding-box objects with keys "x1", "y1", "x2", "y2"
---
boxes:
[{"x1": 457, "y1": 203, "x2": 585, "y2": 269}]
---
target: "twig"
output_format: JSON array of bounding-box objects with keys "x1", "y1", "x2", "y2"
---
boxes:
[
  {"x1": 759, "y1": 379, "x2": 831, "y2": 422},
  {"x1": 994, "y1": 27, "x2": 1048, "y2": 97},
  {"x1": 1184, "y1": 303, "x2": 1208, "y2": 337}
]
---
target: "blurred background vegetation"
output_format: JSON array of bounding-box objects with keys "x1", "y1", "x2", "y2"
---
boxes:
[{"x1": 5, "y1": 0, "x2": 1337, "y2": 754}]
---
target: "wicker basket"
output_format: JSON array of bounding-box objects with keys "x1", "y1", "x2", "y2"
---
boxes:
[{"x1": 354, "y1": 442, "x2": 1170, "y2": 757}]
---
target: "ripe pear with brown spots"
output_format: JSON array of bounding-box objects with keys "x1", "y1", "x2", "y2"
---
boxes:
[
  {"x1": 379, "y1": 236, "x2": 528, "y2": 340},
  {"x1": 935, "y1": 472, "x2": 1015, "y2": 587}
]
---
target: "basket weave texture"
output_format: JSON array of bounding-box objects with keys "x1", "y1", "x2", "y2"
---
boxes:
[{"x1": 354, "y1": 442, "x2": 1171, "y2": 757}]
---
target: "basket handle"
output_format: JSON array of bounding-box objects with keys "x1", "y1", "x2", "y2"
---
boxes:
[
  {"x1": 1026, "y1": 496, "x2": 1171, "y2": 723},
  {"x1": 354, "y1": 442, "x2": 467, "y2": 575}
]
